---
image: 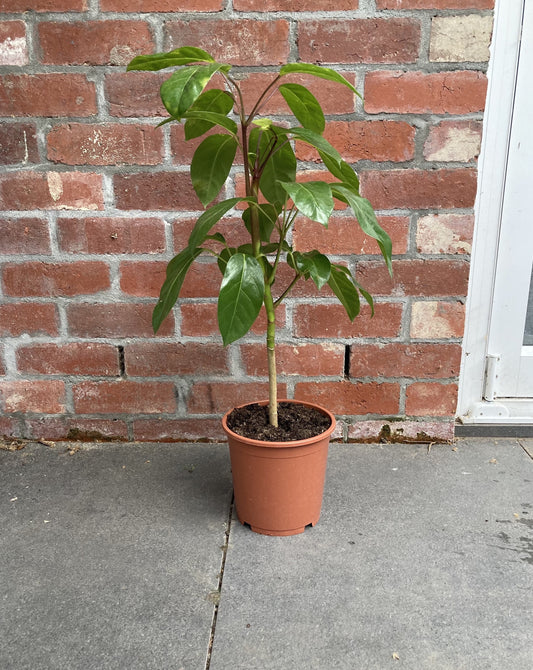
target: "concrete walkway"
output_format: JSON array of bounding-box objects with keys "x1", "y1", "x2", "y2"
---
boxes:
[{"x1": 1, "y1": 438, "x2": 532, "y2": 669}]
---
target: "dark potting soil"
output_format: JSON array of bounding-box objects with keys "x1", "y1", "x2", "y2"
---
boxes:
[{"x1": 226, "y1": 402, "x2": 331, "y2": 442}]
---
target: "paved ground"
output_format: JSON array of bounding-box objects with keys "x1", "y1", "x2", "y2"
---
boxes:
[{"x1": 1, "y1": 438, "x2": 532, "y2": 669}]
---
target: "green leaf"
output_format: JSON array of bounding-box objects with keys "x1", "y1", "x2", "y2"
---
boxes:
[
  {"x1": 242, "y1": 203, "x2": 280, "y2": 242},
  {"x1": 249, "y1": 127, "x2": 297, "y2": 207},
  {"x1": 319, "y1": 151, "x2": 360, "y2": 191},
  {"x1": 217, "y1": 246, "x2": 237, "y2": 274},
  {"x1": 294, "y1": 250, "x2": 331, "y2": 290},
  {"x1": 283, "y1": 127, "x2": 342, "y2": 166},
  {"x1": 152, "y1": 247, "x2": 202, "y2": 333},
  {"x1": 218, "y1": 253, "x2": 265, "y2": 345},
  {"x1": 355, "y1": 282, "x2": 374, "y2": 317},
  {"x1": 184, "y1": 89, "x2": 235, "y2": 139},
  {"x1": 252, "y1": 118, "x2": 273, "y2": 130},
  {"x1": 127, "y1": 47, "x2": 216, "y2": 72},
  {"x1": 279, "y1": 181, "x2": 333, "y2": 226},
  {"x1": 188, "y1": 197, "x2": 244, "y2": 250},
  {"x1": 279, "y1": 83, "x2": 325, "y2": 134},
  {"x1": 183, "y1": 110, "x2": 237, "y2": 137},
  {"x1": 331, "y1": 185, "x2": 393, "y2": 275},
  {"x1": 279, "y1": 63, "x2": 361, "y2": 98},
  {"x1": 191, "y1": 134, "x2": 238, "y2": 207},
  {"x1": 160, "y1": 63, "x2": 230, "y2": 119},
  {"x1": 327, "y1": 265, "x2": 360, "y2": 321}
]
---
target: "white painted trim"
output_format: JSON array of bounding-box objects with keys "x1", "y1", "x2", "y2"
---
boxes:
[{"x1": 457, "y1": 0, "x2": 528, "y2": 423}]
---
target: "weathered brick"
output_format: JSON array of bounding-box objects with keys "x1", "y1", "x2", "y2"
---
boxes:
[
  {"x1": 299, "y1": 19, "x2": 420, "y2": 64},
  {"x1": 376, "y1": 0, "x2": 493, "y2": 8},
  {"x1": 0, "y1": 74, "x2": 97, "y2": 118},
  {"x1": 67, "y1": 303, "x2": 174, "y2": 338},
  {"x1": 0, "y1": 123, "x2": 39, "y2": 165},
  {"x1": 410, "y1": 300, "x2": 465, "y2": 339},
  {"x1": 0, "y1": 380, "x2": 66, "y2": 414},
  {"x1": 360, "y1": 169, "x2": 477, "y2": 210},
  {"x1": 0, "y1": 171, "x2": 104, "y2": 211},
  {"x1": 293, "y1": 215, "x2": 409, "y2": 256},
  {"x1": 424, "y1": 121, "x2": 482, "y2": 163},
  {"x1": 365, "y1": 71, "x2": 487, "y2": 114},
  {"x1": 114, "y1": 172, "x2": 202, "y2": 211},
  {"x1": 73, "y1": 380, "x2": 176, "y2": 414},
  {"x1": 27, "y1": 417, "x2": 129, "y2": 442},
  {"x1": 58, "y1": 217, "x2": 166, "y2": 254},
  {"x1": 188, "y1": 382, "x2": 287, "y2": 414},
  {"x1": 16, "y1": 343, "x2": 119, "y2": 376},
  {"x1": 356, "y1": 259, "x2": 469, "y2": 297},
  {"x1": 416, "y1": 214, "x2": 474, "y2": 254},
  {"x1": 38, "y1": 21, "x2": 154, "y2": 66},
  {"x1": 132, "y1": 418, "x2": 224, "y2": 442},
  {"x1": 125, "y1": 342, "x2": 228, "y2": 376},
  {"x1": 2, "y1": 261, "x2": 110, "y2": 297},
  {"x1": 47, "y1": 123, "x2": 163, "y2": 166},
  {"x1": 0, "y1": 21, "x2": 27, "y2": 66},
  {"x1": 102, "y1": 0, "x2": 222, "y2": 9},
  {"x1": 106, "y1": 72, "x2": 167, "y2": 118},
  {"x1": 235, "y1": 0, "x2": 357, "y2": 9},
  {"x1": 165, "y1": 19, "x2": 290, "y2": 66},
  {"x1": 0, "y1": 218, "x2": 51, "y2": 255},
  {"x1": 0, "y1": 303, "x2": 59, "y2": 337},
  {"x1": 295, "y1": 121, "x2": 415, "y2": 163},
  {"x1": 241, "y1": 343, "x2": 345, "y2": 377},
  {"x1": 294, "y1": 302, "x2": 403, "y2": 339},
  {"x1": 430, "y1": 15, "x2": 493, "y2": 63},
  {"x1": 349, "y1": 343, "x2": 461, "y2": 379},
  {"x1": 294, "y1": 381, "x2": 400, "y2": 415},
  {"x1": 0, "y1": 0, "x2": 86, "y2": 9},
  {"x1": 405, "y1": 382, "x2": 458, "y2": 417},
  {"x1": 347, "y1": 419, "x2": 455, "y2": 443}
]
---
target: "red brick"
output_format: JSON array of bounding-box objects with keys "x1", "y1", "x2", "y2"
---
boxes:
[
  {"x1": 294, "y1": 302, "x2": 403, "y2": 339},
  {"x1": 0, "y1": 123, "x2": 39, "y2": 165},
  {"x1": 180, "y1": 303, "x2": 285, "y2": 337},
  {"x1": 16, "y1": 343, "x2": 119, "y2": 376},
  {"x1": 38, "y1": 21, "x2": 154, "y2": 66},
  {"x1": 125, "y1": 342, "x2": 228, "y2": 376},
  {"x1": 170, "y1": 125, "x2": 222, "y2": 166},
  {"x1": 173, "y1": 216, "x2": 250, "y2": 250},
  {"x1": 106, "y1": 72, "x2": 167, "y2": 118},
  {"x1": 356, "y1": 259, "x2": 469, "y2": 297},
  {"x1": 0, "y1": 171, "x2": 103, "y2": 211},
  {"x1": 165, "y1": 20, "x2": 290, "y2": 66},
  {"x1": 133, "y1": 418, "x2": 224, "y2": 442},
  {"x1": 73, "y1": 380, "x2": 176, "y2": 414},
  {"x1": 299, "y1": 19, "x2": 420, "y2": 64},
  {"x1": 0, "y1": 21, "x2": 27, "y2": 66},
  {"x1": 365, "y1": 70, "x2": 488, "y2": 114},
  {"x1": 102, "y1": 0, "x2": 222, "y2": 9},
  {"x1": 0, "y1": 218, "x2": 51, "y2": 255},
  {"x1": 3, "y1": 261, "x2": 110, "y2": 297},
  {"x1": 58, "y1": 217, "x2": 166, "y2": 254},
  {"x1": 241, "y1": 343, "x2": 344, "y2": 377},
  {"x1": 0, "y1": 0, "x2": 86, "y2": 9},
  {"x1": 188, "y1": 382, "x2": 287, "y2": 414},
  {"x1": 114, "y1": 172, "x2": 202, "y2": 211},
  {"x1": 295, "y1": 381, "x2": 400, "y2": 415},
  {"x1": 67, "y1": 302, "x2": 174, "y2": 338},
  {"x1": 235, "y1": 0, "x2": 356, "y2": 8},
  {"x1": 405, "y1": 382, "x2": 458, "y2": 417},
  {"x1": 360, "y1": 169, "x2": 477, "y2": 210},
  {"x1": 239, "y1": 71, "x2": 357, "y2": 116},
  {"x1": 0, "y1": 417, "x2": 20, "y2": 437},
  {"x1": 296, "y1": 120, "x2": 415, "y2": 163},
  {"x1": 294, "y1": 215, "x2": 409, "y2": 256},
  {"x1": 350, "y1": 343, "x2": 461, "y2": 379},
  {"x1": 0, "y1": 303, "x2": 59, "y2": 337},
  {"x1": 47, "y1": 123, "x2": 163, "y2": 166},
  {"x1": 27, "y1": 418, "x2": 129, "y2": 442},
  {"x1": 376, "y1": 0, "x2": 493, "y2": 8},
  {"x1": 0, "y1": 380, "x2": 65, "y2": 414},
  {"x1": 118, "y1": 261, "x2": 166, "y2": 298},
  {"x1": 0, "y1": 74, "x2": 96, "y2": 117}
]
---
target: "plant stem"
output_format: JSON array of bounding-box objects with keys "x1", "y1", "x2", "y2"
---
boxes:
[{"x1": 263, "y1": 283, "x2": 278, "y2": 427}]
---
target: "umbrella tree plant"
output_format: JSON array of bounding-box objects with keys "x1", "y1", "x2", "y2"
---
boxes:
[{"x1": 127, "y1": 47, "x2": 392, "y2": 429}]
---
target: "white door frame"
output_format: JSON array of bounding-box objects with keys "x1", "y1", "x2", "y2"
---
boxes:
[{"x1": 457, "y1": 0, "x2": 533, "y2": 424}]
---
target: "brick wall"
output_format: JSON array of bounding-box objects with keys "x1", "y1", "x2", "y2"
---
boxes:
[{"x1": 0, "y1": 0, "x2": 494, "y2": 443}]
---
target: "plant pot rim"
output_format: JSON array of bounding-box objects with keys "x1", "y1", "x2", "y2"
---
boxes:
[{"x1": 221, "y1": 398, "x2": 336, "y2": 449}]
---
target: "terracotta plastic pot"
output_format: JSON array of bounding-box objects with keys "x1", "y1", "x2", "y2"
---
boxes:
[{"x1": 222, "y1": 399, "x2": 336, "y2": 536}]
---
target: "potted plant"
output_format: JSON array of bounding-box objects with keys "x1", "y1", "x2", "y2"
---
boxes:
[{"x1": 127, "y1": 47, "x2": 392, "y2": 535}]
